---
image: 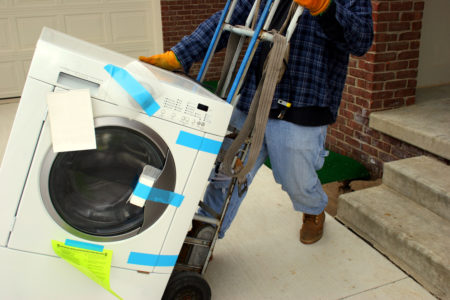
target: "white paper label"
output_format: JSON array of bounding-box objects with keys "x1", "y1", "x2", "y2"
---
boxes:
[{"x1": 47, "y1": 89, "x2": 96, "y2": 153}]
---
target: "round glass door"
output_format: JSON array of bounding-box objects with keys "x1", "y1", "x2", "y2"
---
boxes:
[{"x1": 40, "y1": 117, "x2": 176, "y2": 241}]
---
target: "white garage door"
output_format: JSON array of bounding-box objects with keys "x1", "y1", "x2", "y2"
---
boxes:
[{"x1": 0, "y1": 0, "x2": 163, "y2": 99}]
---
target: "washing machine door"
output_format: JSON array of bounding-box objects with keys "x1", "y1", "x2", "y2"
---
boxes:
[{"x1": 40, "y1": 117, "x2": 176, "y2": 242}]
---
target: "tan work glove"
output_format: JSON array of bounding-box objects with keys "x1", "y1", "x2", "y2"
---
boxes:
[
  {"x1": 139, "y1": 51, "x2": 182, "y2": 71},
  {"x1": 294, "y1": 0, "x2": 331, "y2": 16}
]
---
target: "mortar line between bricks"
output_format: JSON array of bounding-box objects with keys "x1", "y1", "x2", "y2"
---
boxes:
[{"x1": 337, "y1": 276, "x2": 411, "y2": 300}]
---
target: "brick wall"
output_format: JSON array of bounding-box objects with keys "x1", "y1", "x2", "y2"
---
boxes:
[
  {"x1": 326, "y1": 0, "x2": 425, "y2": 176},
  {"x1": 160, "y1": 0, "x2": 227, "y2": 80},
  {"x1": 160, "y1": 0, "x2": 427, "y2": 178}
]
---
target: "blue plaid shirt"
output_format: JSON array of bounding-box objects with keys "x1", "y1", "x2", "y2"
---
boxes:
[{"x1": 172, "y1": 0, "x2": 373, "y2": 122}]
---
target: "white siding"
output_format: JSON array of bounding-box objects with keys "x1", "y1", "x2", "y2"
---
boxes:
[{"x1": 0, "y1": 0, "x2": 163, "y2": 98}]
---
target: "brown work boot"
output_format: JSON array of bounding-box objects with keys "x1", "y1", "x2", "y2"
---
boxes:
[{"x1": 300, "y1": 211, "x2": 325, "y2": 244}]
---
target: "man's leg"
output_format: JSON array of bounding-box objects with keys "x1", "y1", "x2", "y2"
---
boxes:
[
  {"x1": 199, "y1": 108, "x2": 269, "y2": 238},
  {"x1": 265, "y1": 119, "x2": 328, "y2": 244}
]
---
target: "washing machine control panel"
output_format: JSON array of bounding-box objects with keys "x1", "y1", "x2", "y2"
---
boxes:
[{"x1": 154, "y1": 96, "x2": 214, "y2": 131}]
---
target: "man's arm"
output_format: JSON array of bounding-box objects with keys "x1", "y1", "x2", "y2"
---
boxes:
[
  {"x1": 316, "y1": 0, "x2": 374, "y2": 56},
  {"x1": 172, "y1": 0, "x2": 252, "y2": 73}
]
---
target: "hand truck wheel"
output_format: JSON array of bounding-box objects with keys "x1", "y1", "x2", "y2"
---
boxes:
[{"x1": 162, "y1": 271, "x2": 211, "y2": 300}]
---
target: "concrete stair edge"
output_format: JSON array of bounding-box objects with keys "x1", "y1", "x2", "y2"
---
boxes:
[
  {"x1": 383, "y1": 156, "x2": 450, "y2": 221},
  {"x1": 337, "y1": 186, "x2": 450, "y2": 265},
  {"x1": 337, "y1": 185, "x2": 450, "y2": 299},
  {"x1": 368, "y1": 98, "x2": 450, "y2": 161}
]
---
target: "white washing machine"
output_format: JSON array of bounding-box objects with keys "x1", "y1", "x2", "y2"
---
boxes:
[{"x1": 0, "y1": 28, "x2": 232, "y2": 299}]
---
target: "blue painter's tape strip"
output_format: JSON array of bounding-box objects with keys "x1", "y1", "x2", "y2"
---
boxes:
[
  {"x1": 127, "y1": 252, "x2": 178, "y2": 267},
  {"x1": 65, "y1": 239, "x2": 104, "y2": 252},
  {"x1": 176, "y1": 131, "x2": 202, "y2": 150},
  {"x1": 104, "y1": 64, "x2": 160, "y2": 116},
  {"x1": 133, "y1": 183, "x2": 184, "y2": 207},
  {"x1": 200, "y1": 137, "x2": 223, "y2": 154},
  {"x1": 176, "y1": 131, "x2": 222, "y2": 154}
]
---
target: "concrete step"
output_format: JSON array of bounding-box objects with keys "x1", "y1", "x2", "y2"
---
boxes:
[
  {"x1": 383, "y1": 156, "x2": 450, "y2": 221},
  {"x1": 369, "y1": 88, "x2": 450, "y2": 160},
  {"x1": 337, "y1": 185, "x2": 450, "y2": 299}
]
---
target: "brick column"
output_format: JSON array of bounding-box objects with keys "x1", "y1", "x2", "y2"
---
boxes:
[
  {"x1": 327, "y1": 0, "x2": 425, "y2": 176},
  {"x1": 160, "y1": 0, "x2": 227, "y2": 79}
]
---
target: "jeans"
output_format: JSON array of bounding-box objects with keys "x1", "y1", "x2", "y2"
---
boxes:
[{"x1": 199, "y1": 108, "x2": 329, "y2": 238}]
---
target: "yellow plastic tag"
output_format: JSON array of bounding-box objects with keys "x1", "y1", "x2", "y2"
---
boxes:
[{"x1": 52, "y1": 240, "x2": 122, "y2": 299}]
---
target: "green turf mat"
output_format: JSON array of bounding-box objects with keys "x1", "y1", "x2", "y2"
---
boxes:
[
  {"x1": 202, "y1": 81, "x2": 219, "y2": 93},
  {"x1": 264, "y1": 151, "x2": 370, "y2": 184}
]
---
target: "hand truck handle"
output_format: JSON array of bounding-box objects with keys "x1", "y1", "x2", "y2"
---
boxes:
[{"x1": 196, "y1": 0, "x2": 234, "y2": 83}]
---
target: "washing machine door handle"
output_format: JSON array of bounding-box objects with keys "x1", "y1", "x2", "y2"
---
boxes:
[
  {"x1": 129, "y1": 165, "x2": 163, "y2": 207},
  {"x1": 139, "y1": 149, "x2": 177, "y2": 232}
]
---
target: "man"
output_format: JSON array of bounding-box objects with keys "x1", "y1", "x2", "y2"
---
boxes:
[{"x1": 140, "y1": 0, "x2": 373, "y2": 244}]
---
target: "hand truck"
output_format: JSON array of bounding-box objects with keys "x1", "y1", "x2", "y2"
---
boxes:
[{"x1": 162, "y1": 1, "x2": 303, "y2": 299}]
